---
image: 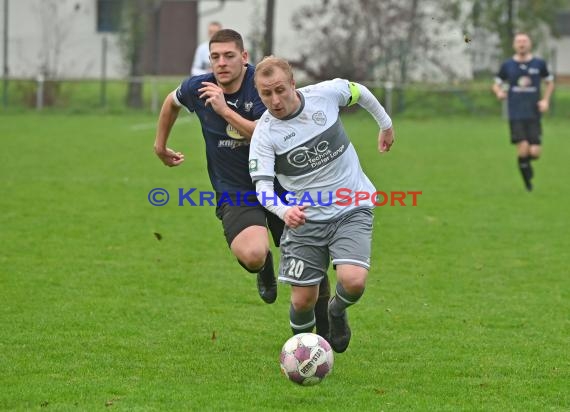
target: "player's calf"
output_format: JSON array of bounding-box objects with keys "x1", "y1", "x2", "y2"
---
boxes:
[
  {"x1": 256, "y1": 251, "x2": 277, "y2": 304},
  {"x1": 289, "y1": 304, "x2": 316, "y2": 335},
  {"x1": 328, "y1": 281, "x2": 365, "y2": 353},
  {"x1": 314, "y1": 276, "x2": 331, "y2": 342}
]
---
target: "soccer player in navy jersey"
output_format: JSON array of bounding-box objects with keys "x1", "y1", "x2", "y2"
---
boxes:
[
  {"x1": 250, "y1": 56, "x2": 394, "y2": 353},
  {"x1": 153, "y1": 30, "x2": 330, "y2": 334},
  {"x1": 492, "y1": 32, "x2": 555, "y2": 191}
]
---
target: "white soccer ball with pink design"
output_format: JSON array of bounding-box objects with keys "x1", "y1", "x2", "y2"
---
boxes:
[{"x1": 279, "y1": 333, "x2": 334, "y2": 385}]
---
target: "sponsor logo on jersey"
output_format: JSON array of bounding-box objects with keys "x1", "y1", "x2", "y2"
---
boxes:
[
  {"x1": 517, "y1": 76, "x2": 531, "y2": 87},
  {"x1": 218, "y1": 138, "x2": 249, "y2": 149},
  {"x1": 283, "y1": 131, "x2": 296, "y2": 142},
  {"x1": 287, "y1": 140, "x2": 345, "y2": 169},
  {"x1": 312, "y1": 111, "x2": 327, "y2": 126},
  {"x1": 226, "y1": 124, "x2": 246, "y2": 140},
  {"x1": 226, "y1": 98, "x2": 239, "y2": 108}
]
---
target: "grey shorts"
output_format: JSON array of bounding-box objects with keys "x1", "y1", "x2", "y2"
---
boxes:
[{"x1": 278, "y1": 208, "x2": 374, "y2": 286}]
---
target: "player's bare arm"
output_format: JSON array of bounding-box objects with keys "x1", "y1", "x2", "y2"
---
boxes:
[
  {"x1": 199, "y1": 81, "x2": 257, "y2": 139},
  {"x1": 538, "y1": 80, "x2": 555, "y2": 113},
  {"x1": 492, "y1": 82, "x2": 507, "y2": 100},
  {"x1": 378, "y1": 127, "x2": 395, "y2": 153},
  {"x1": 154, "y1": 92, "x2": 185, "y2": 167}
]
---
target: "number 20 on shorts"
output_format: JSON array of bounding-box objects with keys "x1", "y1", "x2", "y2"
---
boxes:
[{"x1": 288, "y1": 259, "x2": 305, "y2": 278}]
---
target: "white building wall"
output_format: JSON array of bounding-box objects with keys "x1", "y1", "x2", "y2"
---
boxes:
[
  {"x1": 198, "y1": 0, "x2": 474, "y2": 82},
  {"x1": 1, "y1": 0, "x2": 568, "y2": 80},
  {"x1": 1, "y1": 0, "x2": 124, "y2": 79},
  {"x1": 196, "y1": 0, "x2": 309, "y2": 63},
  {"x1": 553, "y1": 36, "x2": 570, "y2": 78}
]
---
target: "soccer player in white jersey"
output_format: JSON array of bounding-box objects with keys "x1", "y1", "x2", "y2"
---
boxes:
[{"x1": 249, "y1": 56, "x2": 394, "y2": 353}]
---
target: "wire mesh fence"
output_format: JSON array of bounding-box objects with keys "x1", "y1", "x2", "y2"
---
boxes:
[{"x1": 1, "y1": 76, "x2": 569, "y2": 118}]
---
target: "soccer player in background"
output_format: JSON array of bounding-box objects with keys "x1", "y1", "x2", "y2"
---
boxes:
[
  {"x1": 191, "y1": 22, "x2": 222, "y2": 76},
  {"x1": 492, "y1": 32, "x2": 554, "y2": 191},
  {"x1": 154, "y1": 30, "x2": 331, "y2": 336},
  {"x1": 249, "y1": 56, "x2": 394, "y2": 353}
]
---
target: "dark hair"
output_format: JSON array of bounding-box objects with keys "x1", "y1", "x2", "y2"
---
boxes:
[
  {"x1": 513, "y1": 32, "x2": 531, "y2": 41},
  {"x1": 209, "y1": 29, "x2": 244, "y2": 52}
]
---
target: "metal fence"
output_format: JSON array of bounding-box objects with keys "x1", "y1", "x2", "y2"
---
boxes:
[{"x1": 1, "y1": 76, "x2": 569, "y2": 118}]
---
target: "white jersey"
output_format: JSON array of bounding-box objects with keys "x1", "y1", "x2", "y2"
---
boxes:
[
  {"x1": 191, "y1": 42, "x2": 210, "y2": 76},
  {"x1": 250, "y1": 78, "x2": 377, "y2": 221}
]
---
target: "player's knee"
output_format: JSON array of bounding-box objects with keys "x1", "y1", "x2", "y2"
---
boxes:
[
  {"x1": 291, "y1": 295, "x2": 315, "y2": 313},
  {"x1": 341, "y1": 275, "x2": 367, "y2": 295},
  {"x1": 517, "y1": 148, "x2": 530, "y2": 157},
  {"x1": 517, "y1": 141, "x2": 530, "y2": 157},
  {"x1": 529, "y1": 149, "x2": 541, "y2": 160},
  {"x1": 236, "y1": 247, "x2": 268, "y2": 272}
]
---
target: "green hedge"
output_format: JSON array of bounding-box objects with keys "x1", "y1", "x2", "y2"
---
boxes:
[{"x1": 1, "y1": 77, "x2": 569, "y2": 118}]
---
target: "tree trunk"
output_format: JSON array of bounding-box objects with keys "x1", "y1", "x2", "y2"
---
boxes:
[
  {"x1": 125, "y1": 0, "x2": 148, "y2": 109},
  {"x1": 400, "y1": 0, "x2": 420, "y2": 84},
  {"x1": 263, "y1": 0, "x2": 275, "y2": 57}
]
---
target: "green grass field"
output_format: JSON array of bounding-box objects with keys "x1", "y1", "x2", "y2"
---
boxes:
[{"x1": 1, "y1": 111, "x2": 569, "y2": 411}]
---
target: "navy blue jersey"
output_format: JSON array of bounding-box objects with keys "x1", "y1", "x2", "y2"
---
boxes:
[
  {"x1": 175, "y1": 64, "x2": 266, "y2": 194},
  {"x1": 496, "y1": 57, "x2": 551, "y2": 120}
]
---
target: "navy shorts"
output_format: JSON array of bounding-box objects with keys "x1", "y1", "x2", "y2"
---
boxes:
[
  {"x1": 509, "y1": 119, "x2": 542, "y2": 145},
  {"x1": 215, "y1": 193, "x2": 284, "y2": 247}
]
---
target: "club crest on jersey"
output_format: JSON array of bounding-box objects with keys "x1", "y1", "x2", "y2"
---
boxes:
[
  {"x1": 312, "y1": 111, "x2": 327, "y2": 126},
  {"x1": 244, "y1": 101, "x2": 254, "y2": 112},
  {"x1": 226, "y1": 123, "x2": 246, "y2": 140}
]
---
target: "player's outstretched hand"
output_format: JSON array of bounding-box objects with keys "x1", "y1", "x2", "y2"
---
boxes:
[
  {"x1": 378, "y1": 127, "x2": 395, "y2": 153},
  {"x1": 199, "y1": 82, "x2": 229, "y2": 115},
  {"x1": 154, "y1": 146, "x2": 185, "y2": 167},
  {"x1": 284, "y1": 205, "x2": 307, "y2": 228}
]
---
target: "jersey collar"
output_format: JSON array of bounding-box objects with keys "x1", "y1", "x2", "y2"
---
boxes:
[{"x1": 280, "y1": 91, "x2": 305, "y2": 121}]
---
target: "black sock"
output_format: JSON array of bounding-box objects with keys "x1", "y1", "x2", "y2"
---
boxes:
[
  {"x1": 289, "y1": 304, "x2": 315, "y2": 335},
  {"x1": 529, "y1": 154, "x2": 539, "y2": 178},
  {"x1": 314, "y1": 276, "x2": 331, "y2": 337},
  {"x1": 259, "y1": 251, "x2": 274, "y2": 275},
  {"x1": 518, "y1": 156, "x2": 532, "y2": 187},
  {"x1": 329, "y1": 282, "x2": 364, "y2": 317}
]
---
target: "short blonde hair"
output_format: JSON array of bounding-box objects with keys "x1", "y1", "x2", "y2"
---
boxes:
[{"x1": 254, "y1": 55, "x2": 294, "y2": 84}]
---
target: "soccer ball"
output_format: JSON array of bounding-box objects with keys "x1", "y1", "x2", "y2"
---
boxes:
[{"x1": 279, "y1": 333, "x2": 334, "y2": 386}]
